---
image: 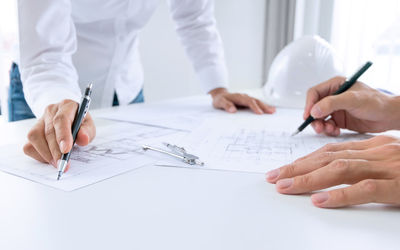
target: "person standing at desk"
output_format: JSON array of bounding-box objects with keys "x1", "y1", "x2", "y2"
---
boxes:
[
  {"x1": 17, "y1": 0, "x2": 275, "y2": 168},
  {"x1": 266, "y1": 76, "x2": 400, "y2": 208}
]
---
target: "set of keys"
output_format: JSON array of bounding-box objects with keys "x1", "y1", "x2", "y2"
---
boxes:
[{"x1": 142, "y1": 142, "x2": 204, "y2": 166}]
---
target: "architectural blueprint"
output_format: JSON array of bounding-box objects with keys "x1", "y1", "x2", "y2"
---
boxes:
[
  {"x1": 0, "y1": 122, "x2": 184, "y2": 191},
  {"x1": 0, "y1": 105, "x2": 374, "y2": 190},
  {"x1": 156, "y1": 116, "x2": 372, "y2": 173}
]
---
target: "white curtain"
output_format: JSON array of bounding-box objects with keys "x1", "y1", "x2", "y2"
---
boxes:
[
  {"x1": 330, "y1": 0, "x2": 400, "y2": 94},
  {"x1": 263, "y1": 0, "x2": 297, "y2": 84}
]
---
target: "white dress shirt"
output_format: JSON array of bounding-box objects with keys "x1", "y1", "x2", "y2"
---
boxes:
[{"x1": 17, "y1": 0, "x2": 228, "y2": 117}]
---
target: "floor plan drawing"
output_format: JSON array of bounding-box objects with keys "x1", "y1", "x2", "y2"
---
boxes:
[
  {"x1": 158, "y1": 117, "x2": 372, "y2": 173},
  {"x1": 0, "y1": 122, "x2": 184, "y2": 191}
]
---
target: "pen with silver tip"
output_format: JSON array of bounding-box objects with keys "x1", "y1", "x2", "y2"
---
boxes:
[{"x1": 57, "y1": 83, "x2": 93, "y2": 180}]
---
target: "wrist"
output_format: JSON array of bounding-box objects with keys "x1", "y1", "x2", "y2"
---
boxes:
[{"x1": 209, "y1": 88, "x2": 228, "y2": 98}]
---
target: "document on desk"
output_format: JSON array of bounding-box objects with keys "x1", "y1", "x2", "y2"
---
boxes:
[
  {"x1": 0, "y1": 123, "x2": 184, "y2": 191},
  {"x1": 98, "y1": 97, "x2": 219, "y2": 131},
  {"x1": 155, "y1": 109, "x2": 371, "y2": 173}
]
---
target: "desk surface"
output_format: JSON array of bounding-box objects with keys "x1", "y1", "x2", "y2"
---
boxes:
[{"x1": 0, "y1": 95, "x2": 399, "y2": 250}]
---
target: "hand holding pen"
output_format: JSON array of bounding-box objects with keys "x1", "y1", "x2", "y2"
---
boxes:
[
  {"x1": 294, "y1": 62, "x2": 400, "y2": 136},
  {"x1": 293, "y1": 62, "x2": 373, "y2": 136},
  {"x1": 57, "y1": 84, "x2": 94, "y2": 180},
  {"x1": 23, "y1": 84, "x2": 96, "y2": 178}
]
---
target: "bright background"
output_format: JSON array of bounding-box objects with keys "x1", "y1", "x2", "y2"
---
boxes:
[{"x1": 1, "y1": 0, "x2": 400, "y2": 122}]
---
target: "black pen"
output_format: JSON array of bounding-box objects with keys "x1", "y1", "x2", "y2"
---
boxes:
[
  {"x1": 292, "y1": 61, "x2": 373, "y2": 136},
  {"x1": 57, "y1": 83, "x2": 93, "y2": 180}
]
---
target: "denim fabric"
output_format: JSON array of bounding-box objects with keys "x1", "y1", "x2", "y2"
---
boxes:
[
  {"x1": 8, "y1": 63, "x2": 144, "y2": 121},
  {"x1": 112, "y1": 89, "x2": 144, "y2": 106},
  {"x1": 8, "y1": 63, "x2": 35, "y2": 122}
]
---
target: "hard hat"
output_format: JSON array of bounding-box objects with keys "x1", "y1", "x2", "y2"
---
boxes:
[{"x1": 263, "y1": 35, "x2": 344, "y2": 108}]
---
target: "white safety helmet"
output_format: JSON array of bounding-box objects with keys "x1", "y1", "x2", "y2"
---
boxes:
[{"x1": 263, "y1": 35, "x2": 344, "y2": 108}]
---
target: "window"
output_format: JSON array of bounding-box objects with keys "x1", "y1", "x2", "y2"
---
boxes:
[{"x1": 330, "y1": 0, "x2": 400, "y2": 94}]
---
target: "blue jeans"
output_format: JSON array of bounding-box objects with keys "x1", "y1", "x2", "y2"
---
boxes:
[
  {"x1": 8, "y1": 63, "x2": 35, "y2": 122},
  {"x1": 8, "y1": 63, "x2": 144, "y2": 122},
  {"x1": 112, "y1": 89, "x2": 144, "y2": 106}
]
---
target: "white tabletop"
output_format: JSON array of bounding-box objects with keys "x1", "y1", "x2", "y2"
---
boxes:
[{"x1": 0, "y1": 95, "x2": 399, "y2": 250}]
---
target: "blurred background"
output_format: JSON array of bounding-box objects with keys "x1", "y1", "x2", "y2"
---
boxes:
[{"x1": 1, "y1": 0, "x2": 400, "y2": 122}]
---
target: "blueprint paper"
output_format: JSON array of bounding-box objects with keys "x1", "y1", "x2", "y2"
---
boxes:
[
  {"x1": 97, "y1": 98, "x2": 220, "y2": 131},
  {"x1": 0, "y1": 123, "x2": 183, "y2": 191},
  {"x1": 155, "y1": 111, "x2": 371, "y2": 173}
]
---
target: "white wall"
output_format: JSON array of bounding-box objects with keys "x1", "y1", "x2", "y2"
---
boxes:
[
  {"x1": 1, "y1": 0, "x2": 267, "y2": 118},
  {"x1": 140, "y1": 0, "x2": 267, "y2": 102}
]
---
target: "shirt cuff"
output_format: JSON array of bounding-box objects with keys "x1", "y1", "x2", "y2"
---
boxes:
[
  {"x1": 196, "y1": 64, "x2": 229, "y2": 93},
  {"x1": 25, "y1": 85, "x2": 82, "y2": 118}
]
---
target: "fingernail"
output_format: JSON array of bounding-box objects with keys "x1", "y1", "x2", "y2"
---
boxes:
[
  {"x1": 265, "y1": 169, "x2": 280, "y2": 181},
  {"x1": 276, "y1": 178, "x2": 293, "y2": 189},
  {"x1": 59, "y1": 140, "x2": 67, "y2": 153},
  {"x1": 311, "y1": 192, "x2": 329, "y2": 205},
  {"x1": 310, "y1": 105, "x2": 322, "y2": 118},
  {"x1": 228, "y1": 107, "x2": 236, "y2": 113}
]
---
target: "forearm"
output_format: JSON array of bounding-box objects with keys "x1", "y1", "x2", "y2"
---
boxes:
[{"x1": 168, "y1": 0, "x2": 228, "y2": 93}]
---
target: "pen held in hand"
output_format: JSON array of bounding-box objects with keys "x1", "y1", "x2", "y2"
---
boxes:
[
  {"x1": 57, "y1": 83, "x2": 93, "y2": 180},
  {"x1": 292, "y1": 61, "x2": 373, "y2": 136}
]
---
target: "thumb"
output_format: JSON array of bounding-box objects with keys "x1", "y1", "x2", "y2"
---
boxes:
[{"x1": 310, "y1": 92, "x2": 354, "y2": 119}]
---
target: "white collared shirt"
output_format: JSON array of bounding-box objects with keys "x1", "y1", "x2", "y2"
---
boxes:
[{"x1": 18, "y1": 0, "x2": 228, "y2": 117}]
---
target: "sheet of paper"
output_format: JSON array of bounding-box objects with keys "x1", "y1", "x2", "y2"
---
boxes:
[
  {"x1": 0, "y1": 123, "x2": 183, "y2": 191},
  {"x1": 154, "y1": 109, "x2": 372, "y2": 173},
  {"x1": 98, "y1": 97, "x2": 220, "y2": 131}
]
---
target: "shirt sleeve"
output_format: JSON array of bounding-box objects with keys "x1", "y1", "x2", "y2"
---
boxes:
[
  {"x1": 18, "y1": 0, "x2": 82, "y2": 118},
  {"x1": 167, "y1": 0, "x2": 229, "y2": 93}
]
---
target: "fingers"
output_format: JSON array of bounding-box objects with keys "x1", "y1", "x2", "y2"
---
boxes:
[
  {"x1": 24, "y1": 99, "x2": 97, "y2": 169},
  {"x1": 26, "y1": 118, "x2": 55, "y2": 166},
  {"x1": 310, "y1": 119, "x2": 340, "y2": 136},
  {"x1": 214, "y1": 97, "x2": 237, "y2": 113},
  {"x1": 311, "y1": 120, "x2": 324, "y2": 134},
  {"x1": 304, "y1": 76, "x2": 345, "y2": 119},
  {"x1": 76, "y1": 113, "x2": 96, "y2": 146},
  {"x1": 210, "y1": 90, "x2": 276, "y2": 115},
  {"x1": 256, "y1": 99, "x2": 276, "y2": 114},
  {"x1": 247, "y1": 99, "x2": 264, "y2": 114},
  {"x1": 310, "y1": 91, "x2": 361, "y2": 119},
  {"x1": 275, "y1": 159, "x2": 388, "y2": 195},
  {"x1": 311, "y1": 179, "x2": 400, "y2": 208},
  {"x1": 323, "y1": 119, "x2": 340, "y2": 136},
  {"x1": 23, "y1": 142, "x2": 46, "y2": 164},
  {"x1": 266, "y1": 138, "x2": 392, "y2": 183},
  {"x1": 53, "y1": 100, "x2": 79, "y2": 153},
  {"x1": 228, "y1": 94, "x2": 263, "y2": 114},
  {"x1": 44, "y1": 109, "x2": 63, "y2": 164},
  {"x1": 225, "y1": 94, "x2": 275, "y2": 114},
  {"x1": 266, "y1": 131, "x2": 400, "y2": 208}
]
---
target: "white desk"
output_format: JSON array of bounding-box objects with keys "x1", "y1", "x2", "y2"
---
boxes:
[{"x1": 0, "y1": 95, "x2": 399, "y2": 250}]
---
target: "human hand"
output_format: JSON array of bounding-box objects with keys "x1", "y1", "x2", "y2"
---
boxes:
[
  {"x1": 209, "y1": 88, "x2": 275, "y2": 114},
  {"x1": 23, "y1": 100, "x2": 96, "y2": 171},
  {"x1": 304, "y1": 77, "x2": 400, "y2": 136},
  {"x1": 266, "y1": 135, "x2": 400, "y2": 208}
]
